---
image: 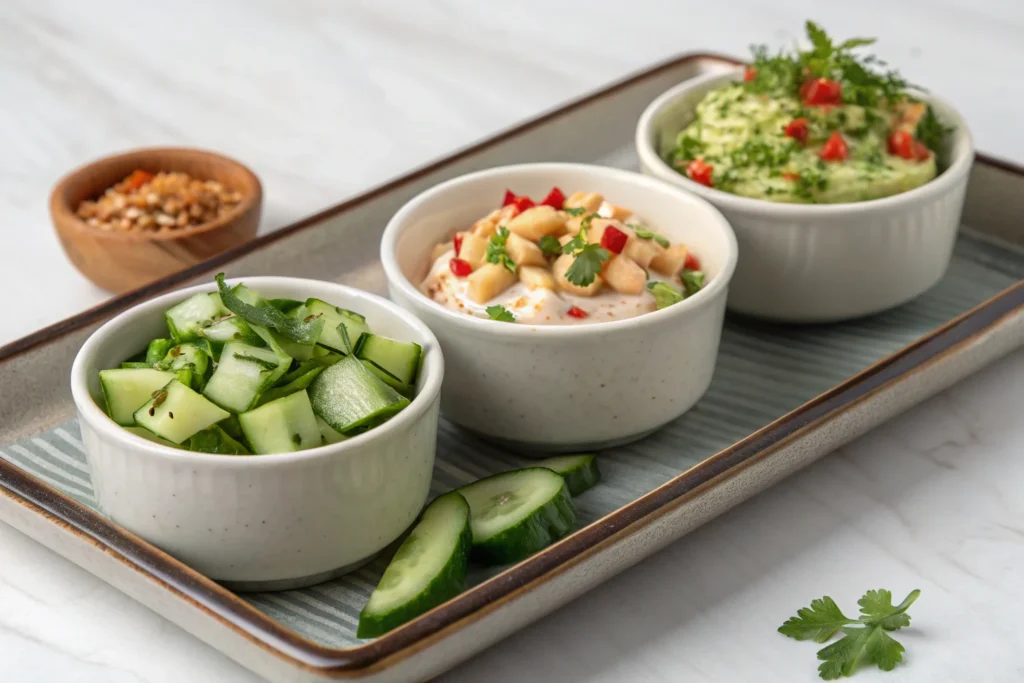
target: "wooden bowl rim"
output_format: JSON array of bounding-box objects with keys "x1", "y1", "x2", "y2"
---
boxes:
[{"x1": 50, "y1": 147, "x2": 263, "y2": 242}]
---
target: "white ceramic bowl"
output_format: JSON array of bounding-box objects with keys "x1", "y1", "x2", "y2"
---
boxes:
[
  {"x1": 381, "y1": 163, "x2": 738, "y2": 453},
  {"x1": 70, "y1": 277, "x2": 443, "y2": 590},
  {"x1": 636, "y1": 69, "x2": 975, "y2": 323}
]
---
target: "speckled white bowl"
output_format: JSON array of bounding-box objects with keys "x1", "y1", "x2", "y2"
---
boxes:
[
  {"x1": 636, "y1": 69, "x2": 975, "y2": 323},
  {"x1": 70, "y1": 277, "x2": 443, "y2": 590},
  {"x1": 381, "y1": 163, "x2": 738, "y2": 453}
]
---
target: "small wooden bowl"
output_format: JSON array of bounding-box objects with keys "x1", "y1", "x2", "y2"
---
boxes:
[{"x1": 51, "y1": 148, "x2": 262, "y2": 293}]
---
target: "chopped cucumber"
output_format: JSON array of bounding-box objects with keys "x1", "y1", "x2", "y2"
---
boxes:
[
  {"x1": 125, "y1": 425, "x2": 180, "y2": 449},
  {"x1": 268, "y1": 298, "x2": 304, "y2": 314},
  {"x1": 120, "y1": 361, "x2": 152, "y2": 369},
  {"x1": 238, "y1": 390, "x2": 321, "y2": 454},
  {"x1": 357, "y1": 492, "x2": 472, "y2": 638},
  {"x1": 145, "y1": 338, "x2": 175, "y2": 365},
  {"x1": 361, "y1": 360, "x2": 415, "y2": 398},
  {"x1": 534, "y1": 454, "x2": 601, "y2": 496},
  {"x1": 158, "y1": 342, "x2": 210, "y2": 389},
  {"x1": 456, "y1": 468, "x2": 576, "y2": 565},
  {"x1": 256, "y1": 366, "x2": 325, "y2": 407},
  {"x1": 299, "y1": 299, "x2": 370, "y2": 354},
  {"x1": 99, "y1": 368, "x2": 177, "y2": 425},
  {"x1": 188, "y1": 425, "x2": 250, "y2": 455},
  {"x1": 165, "y1": 293, "x2": 227, "y2": 342},
  {"x1": 354, "y1": 334, "x2": 422, "y2": 386},
  {"x1": 133, "y1": 380, "x2": 231, "y2": 444},
  {"x1": 316, "y1": 416, "x2": 348, "y2": 445},
  {"x1": 308, "y1": 356, "x2": 409, "y2": 434},
  {"x1": 203, "y1": 341, "x2": 290, "y2": 413},
  {"x1": 196, "y1": 315, "x2": 263, "y2": 356},
  {"x1": 278, "y1": 354, "x2": 343, "y2": 386},
  {"x1": 269, "y1": 330, "x2": 315, "y2": 362}
]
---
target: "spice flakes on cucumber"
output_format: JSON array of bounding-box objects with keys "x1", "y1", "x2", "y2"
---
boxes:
[{"x1": 98, "y1": 275, "x2": 423, "y2": 454}]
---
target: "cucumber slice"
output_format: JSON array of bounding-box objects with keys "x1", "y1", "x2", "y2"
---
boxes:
[
  {"x1": 238, "y1": 390, "x2": 321, "y2": 454},
  {"x1": 357, "y1": 492, "x2": 472, "y2": 638},
  {"x1": 125, "y1": 425, "x2": 180, "y2": 449},
  {"x1": 203, "y1": 341, "x2": 290, "y2": 413},
  {"x1": 361, "y1": 360, "x2": 415, "y2": 398},
  {"x1": 354, "y1": 334, "x2": 422, "y2": 386},
  {"x1": 299, "y1": 299, "x2": 370, "y2": 354},
  {"x1": 188, "y1": 425, "x2": 250, "y2": 455},
  {"x1": 308, "y1": 356, "x2": 410, "y2": 434},
  {"x1": 534, "y1": 454, "x2": 601, "y2": 496},
  {"x1": 99, "y1": 368, "x2": 177, "y2": 425},
  {"x1": 269, "y1": 330, "x2": 315, "y2": 362},
  {"x1": 158, "y1": 342, "x2": 211, "y2": 389},
  {"x1": 317, "y1": 416, "x2": 348, "y2": 445},
  {"x1": 456, "y1": 468, "x2": 576, "y2": 565},
  {"x1": 145, "y1": 338, "x2": 175, "y2": 365},
  {"x1": 133, "y1": 380, "x2": 231, "y2": 444},
  {"x1": 120, "y1": 361, "x2": 153, "y2": 369},
  {"x1": 256, "y1": 366, "x2": 325, "y2": 407},
  {"x1": 165, "y1": 292, "x2": 227, "y2": 342},
  {"x1": 196, "y1": 315, "x2": 263, "y2": 356},
  {"x1": 278, "y1": 354, "x2": 343, "y2": 386}
]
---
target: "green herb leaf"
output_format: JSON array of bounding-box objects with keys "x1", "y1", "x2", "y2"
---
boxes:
[
  {"x1": 216, "y1": 273, "x2": 323, "y2": 345},
  {"x1": 232, "y1": 352, "x2": 280, "y2": 371},
  {"x1": 485, "y1": 305, "x2": 516, "y2": 323},
  {"x1": 778, "y1": 596, "x2": 856, "y2": 643},
  {"x1": 646, "y1": 281, "x2": 684, "y2": 309},
  {"x1": 486, "y1": 227, "x2": 516, "y2": 272},
  {"x1": 538, "y1": 235, "x2": 563, "y2": 257},
  {"x1": 629, "y1": 224, "x2": 671, "y2": 248},
  {"x1": 915, "y1": 104, "x2": 951, "y2": 154},
  {"x1": 565, "y1": 244, "x2": 610, "y2": 287},
  {"x1": 561, "y1": 207, "x2": 586, "y2": 217},
  {"x1": 671, "y1": 134, "x2": 705, "y2": 163},
  {"x1": 561, "y1": 234, "x2": 585, "y2": 255},
  {"x1": 679, "y1": 269, "x2": 705, "y2": 296},
  {"x1": 858, "y1": 589, "x2": 919, "y2": 631}
]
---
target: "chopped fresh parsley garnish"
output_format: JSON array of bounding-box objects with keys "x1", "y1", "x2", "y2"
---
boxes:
[
  {"x1": 538, "y1": 235, "x2": 563, "y2": 257},
  {"x1": 779, "y1": 588, "x2": 920, "y2": 679},
  {"x1": 486, "y1": 227, "x2": 516, "y2": 273},
  {"x1": 561, "y1": 207, "x2": 587, "y2": 217},
  {"x1": 565, "y1": 244, "x2": 610, "y2": 287},
  {"x1": 629, "y1": 224, "x2": 670, "y2": 248},
  {"x1": 679, "y1": 269, "x2": 705, "y2": 296},
  {"x1": 672, "y1": 134, "x2": 705, "y2": 163},
  {"x1": 915, "y1": 104, "x2": 951, "y2": 154},
  {"x1": 793, "y1": 166, "x2": 829, "y2": 200},
  {"x1": 485, "y1": 305, "x2": 516, "y2": 323},
  {"x1": 646, "y1": 281, "x2": 684, "y2": 309}
]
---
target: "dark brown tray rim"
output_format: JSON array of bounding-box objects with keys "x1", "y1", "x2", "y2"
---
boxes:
[{"x1": 1, "y1": 52, "x2": 1023, "y2": 676}]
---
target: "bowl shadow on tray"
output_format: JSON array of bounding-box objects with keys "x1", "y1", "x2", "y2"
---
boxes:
[{"x1": 438, "y1": 368, "x2": 997, "y2": 683}]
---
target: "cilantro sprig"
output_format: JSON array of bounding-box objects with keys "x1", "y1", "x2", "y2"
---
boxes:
[
  {"x1": 779, "y1": 588, "x2": 921, "y2": 679},
  {"x1": 538, "y1": 235, "x2": 563, "y2": 257},
  {"x1": 629, "y1": 223, "x2": 670, "y2": 248},
  {"x1": 485, "y1": 305, "x2": 516, "y2": 323},
  {"x1": 486, "y1": 227, "x2": 516, "y2": 273},
  {"x1": 561, "y1": 213, "x2": 609, "y2": 287}
]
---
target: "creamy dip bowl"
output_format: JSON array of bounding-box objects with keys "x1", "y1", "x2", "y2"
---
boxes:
[{"x1": 381, "y1": 163, "x2": 737, "y2": 452}]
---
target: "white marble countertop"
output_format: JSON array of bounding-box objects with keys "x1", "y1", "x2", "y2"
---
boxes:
[{"x1": 1, "y1": 1, "x2": 1023, "y2": 681}]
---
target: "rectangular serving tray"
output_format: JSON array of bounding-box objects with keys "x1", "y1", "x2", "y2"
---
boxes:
[{"x1": 2, "y1": 53, "x2": 1023, "y2": 683}]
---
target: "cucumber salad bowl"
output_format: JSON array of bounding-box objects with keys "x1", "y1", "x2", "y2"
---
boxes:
[{"x1": 71, "y1": 276, "x2": 443, "y2": 590}]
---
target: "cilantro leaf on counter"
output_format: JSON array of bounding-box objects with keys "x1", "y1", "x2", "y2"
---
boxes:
[
  {"x1": 780, "y1": 589, "x2": 920, "y2": 679},
  {"x1": 564, "y1": 244, "x2": 610, "y2": 288},
  {"x1": 485, "y1": 305, "x2": 516, "y2": 323},
  {"x1": 679, "y1": 269, "x2": 705, "y2": 296},
  {"x1": 486, "y1": 227, "x2": 516, "y2": 273},
  {"x1": 538, "y1": 235, "x2": 563, "y2": 257}
]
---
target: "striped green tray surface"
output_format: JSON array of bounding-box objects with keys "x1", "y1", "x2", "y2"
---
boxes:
[{"x1": 2, "y1": 232, "x2": 1021, "y2": 647}]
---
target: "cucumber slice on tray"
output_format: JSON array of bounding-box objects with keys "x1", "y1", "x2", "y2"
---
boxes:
[
  {"x1": 357, "y1": 491, "x2": 472, "y2": 638},
  {"x1": 534, "y1": 453, "x2": 601, "y2": 496},
  {"x1": 457, "y1": 468, "x2": 576, "y2": 565}
]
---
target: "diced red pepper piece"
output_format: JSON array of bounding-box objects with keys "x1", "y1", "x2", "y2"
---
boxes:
[
  {"x1": 887, "y1": 130, "x2": 914, "y2": 159},
  {"x1": 453, "y1": 233, "x2": 464, "y2": 257},
  {"x1": 599, "y1": 225, "x2": 629, "y2": 254},
  {"x1": 784, "y1": 117, "x2": 809, "y2": 145},
  {"x1": 819, "y1": 131, "x2": 848, "y2": 162},
  {"x1": 801, "y1": 78, "x2": 842, "y2": 106},
  {"x1": 502, "y1": 189, "x2": 517, "y2": 207},
  {"x1": 567, "y1": 305, "x2": 589, "y2": 319},
  {"x1": 123, "y1": 169, "x2": 154, "y2": 191},
  {"x1": 683, "y1": 253, "x2": 701, "y2": 271},
  {"x1": 912, "y1": 139, "x2": 931, "y2": 161},
  {"x1": 744, "y1": 67, "x2": 757, "y2": 82},
  {"x1": 686, "y1": 159, "x2": 714, "y2": 187},
  {"x1": 502, "y1": 189, "x2": 535, "y2": 212},
  {"x1": 449, "y1": 258, "x2": 472, "y2": 277},
  {"x1": 782, "y1": 171, "x2": 800, "y2": 181},
  {"x1": 540, "y1": 187, "x2": 565, "y2": 210}
]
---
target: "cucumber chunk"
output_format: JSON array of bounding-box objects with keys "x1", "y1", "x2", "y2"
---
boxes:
[
  {"x1": 361, "y1": 360, "x2": 415, "y2": 398},
  {"x1": 257, "y1": 366, "x2": 325, "y2": 407},
  {"x1": 267, "y1": 298, "x2": 304, "y2": 314},
  {"x1": 533, "y1": 454, "x2": 601, "y2": 496},
  {"x1": 158, "y1": 342, "x2": 211, "y2": 389},
  {"x1": 308, "y1": 356, "x2": 410, "y2": 434},
  {"x1": 238, "y1": 390, "x2": 321, "y2": 454},
  {"x1": 99, "y1": 368, "x2": 177, "y2": 425},
  {"x1": 188, "y1": 425, "x2": 250, "y2": 455},
  {"x1": 299, "y1": 299, "x2": 370, "y2": 354},
  {"x1": 357, "y1": 492, "x2": 472, "y2": 638},
  {"x1": 120, "y1": 361, "x2": 153, "y2": 369},
  {"x1": 316, "y1": 416, "x2": 348, "y2": 445},
  {"x1": 203, "y1": 341, "x2": 290, "y2": 413},
  {"x1": 456, "y1": 468, "x2": 576, "y2": 565},
  {"x1": 145, "y1": 338, "x2": 175, "y2": 365},
  {"x1": 133, "y1": 380, "x2": 231, "y2": 444},
  {"x1": 165, "y1": 293, "x2": 227, "y2": 342},
  {"x1": 125, "y1": 425, "x2": 180, "y2": 449},
  {"x1": 278, "y1": 354, "x2": 343, "y2": 386},
  {"x1": 354, "y1": 334, "x2": 422, "y2": 386},
  {"x1": 196, "y1": 315, "x2": 263, "y2": 356}
]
